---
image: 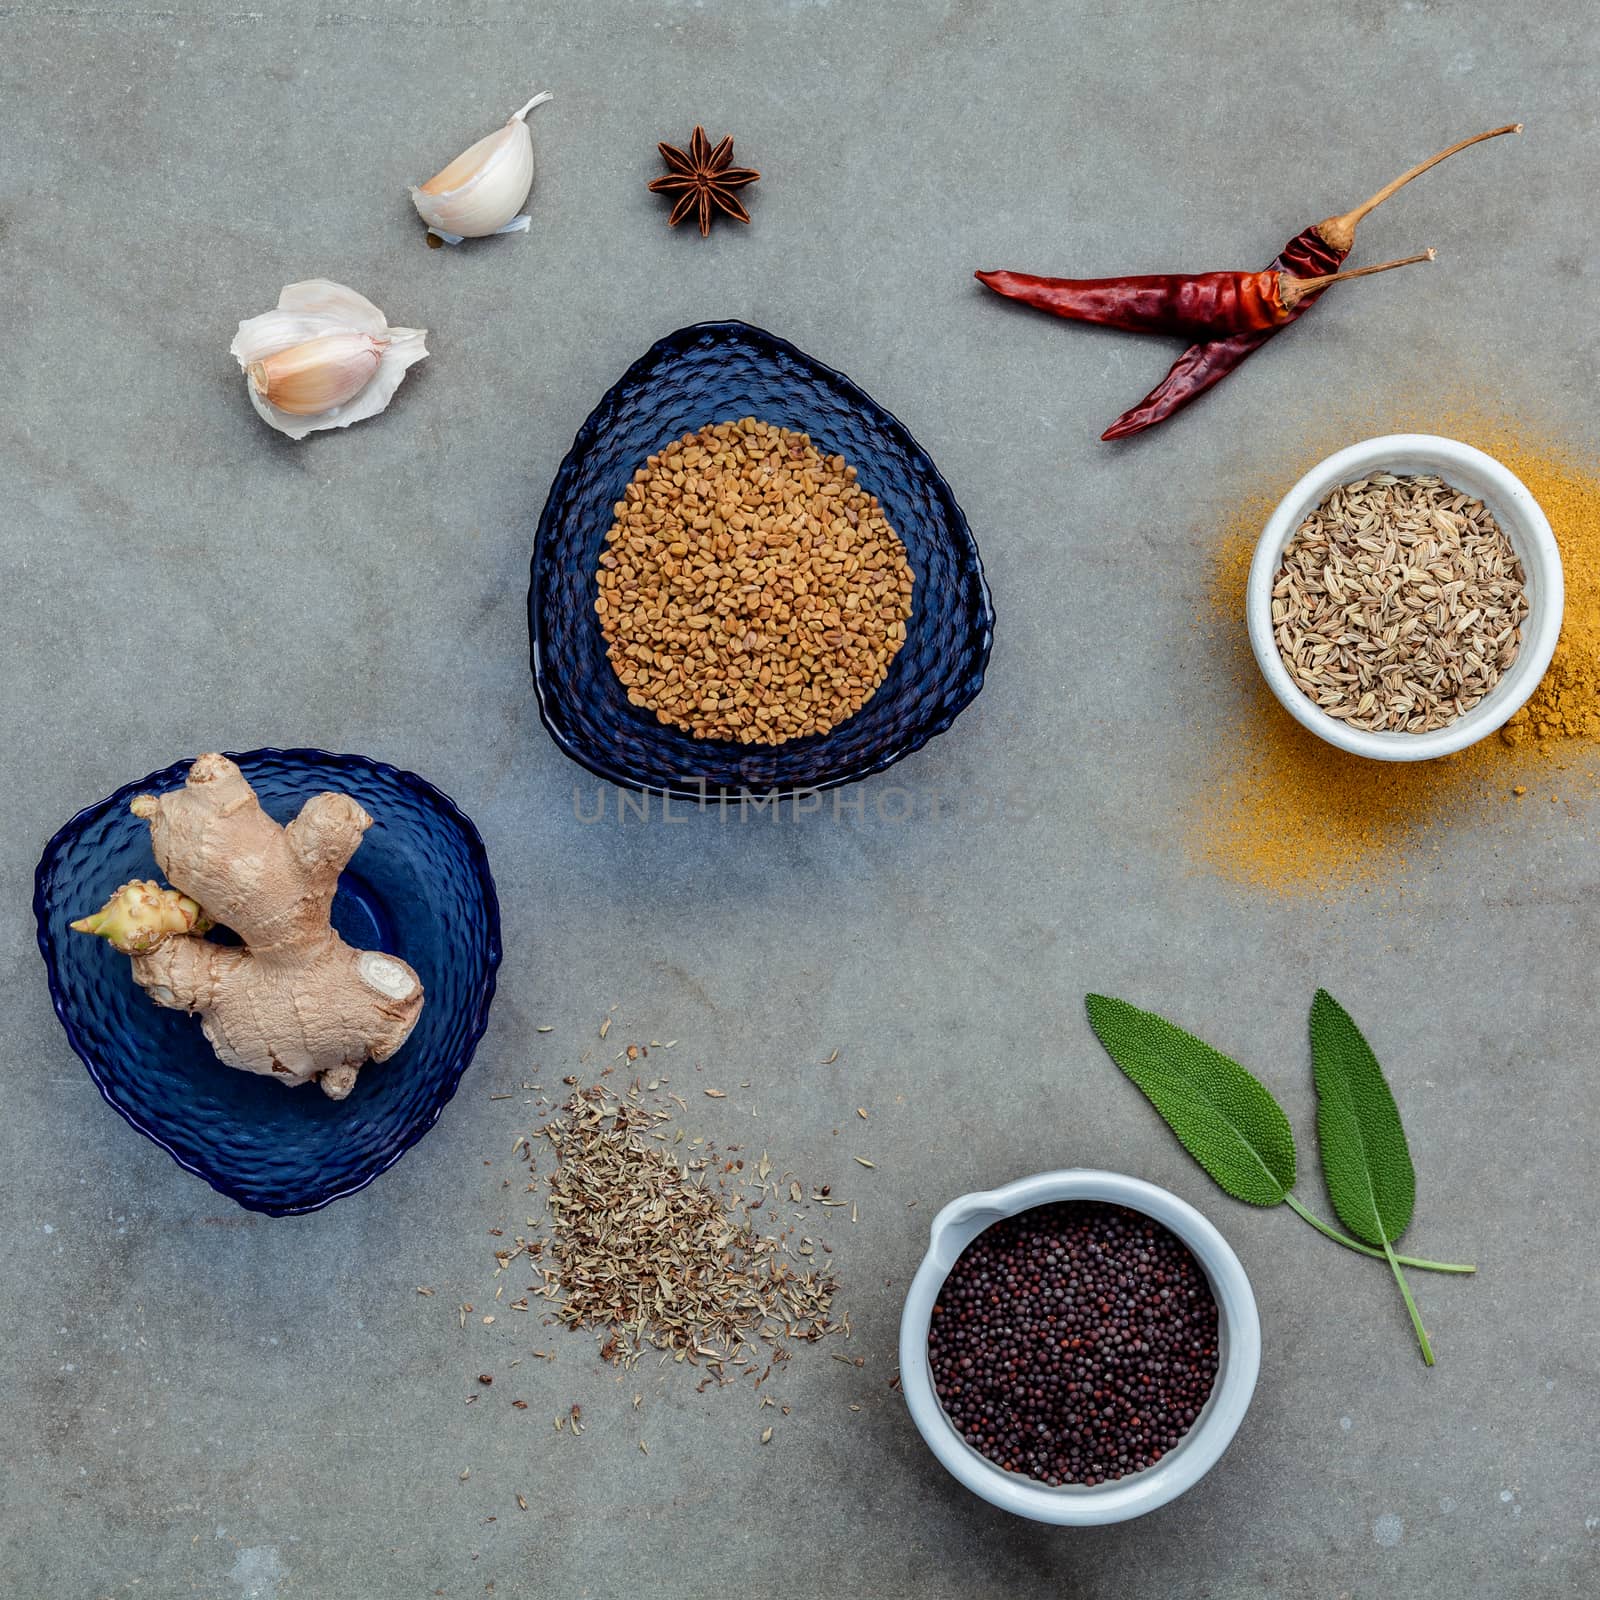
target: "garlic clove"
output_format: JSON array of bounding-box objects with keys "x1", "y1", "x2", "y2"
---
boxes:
[
  {"x1": 419, "y1": 124, "x2": 519, "y2": 198},
  {"x1": 411, "y1": 92, "x2": 551, "y2": 242},
  {"x1": 231, "y1": 280, "x2": 428, "y2": 440},
  {"x1": 326, "y1": 324, "x2": 427, "y2": 433},
  {"x1": 247, "y1": 331, "x2": 386, "y2": 416}
]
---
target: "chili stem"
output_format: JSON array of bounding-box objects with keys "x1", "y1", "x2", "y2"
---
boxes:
[
  {"x1": 1283, "y1": 1192, "x2": 1476, "y2": 1273},
  {"x1": 1347, "y1": 125, "x2": 1521, "y2": 226},
  {"x1": 1319, "y1": 123, "x2": 1521, "y2": 252},
  {"x1": 1280, "y1": 249, "x2": 1436, "y2": 310}
]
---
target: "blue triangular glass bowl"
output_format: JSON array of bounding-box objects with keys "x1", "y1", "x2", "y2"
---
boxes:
[
  {"x1": 33, "y1": 749, "x2": 501, "y2": 1216},
  {"x1": 529, "y1": 322, "x2": 995, "y2": 798}
]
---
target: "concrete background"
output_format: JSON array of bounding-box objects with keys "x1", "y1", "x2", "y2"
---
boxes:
[{"x1": 3, "y1": 2, "x2": 1596, "y2": 1596}]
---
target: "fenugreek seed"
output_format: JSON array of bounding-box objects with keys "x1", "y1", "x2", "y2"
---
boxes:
[{"x1": 595, "y1": 418, "x2": 915, "y2": 744}]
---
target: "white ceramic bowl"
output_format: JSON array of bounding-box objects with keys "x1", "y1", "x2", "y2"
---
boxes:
[
  {"x1": 898, "y1": 1170, "x2": 1260, "y2": 1526},
  {"x1": 1247, "y1": 434, "x2": 1563, "y2": 761}
]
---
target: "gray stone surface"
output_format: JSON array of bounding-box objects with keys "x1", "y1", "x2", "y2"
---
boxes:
[{"x1": 2, "y1": 2, "x2": 1596, "y2": 1596}]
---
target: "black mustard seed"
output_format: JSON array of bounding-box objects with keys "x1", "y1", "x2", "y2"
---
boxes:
[{"x1": 926, "y1": 1201, "x2": 1220, "y2": 1488}]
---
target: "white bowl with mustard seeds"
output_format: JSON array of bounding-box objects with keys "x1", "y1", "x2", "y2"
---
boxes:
[
  {"x1": 899, "y1": 1169, "x2": 1260, "y2": 1526},
  {"x1": 1247, "y1": 434, "x2": 1563, "y2": 761}
]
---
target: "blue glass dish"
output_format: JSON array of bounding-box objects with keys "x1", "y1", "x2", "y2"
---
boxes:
[
  {"x1": 33, "y1": 749, "x2": 501, "y2": 1216},
  {"x1": 529, "y1": 321, "x2": 995, "y2": 797}
]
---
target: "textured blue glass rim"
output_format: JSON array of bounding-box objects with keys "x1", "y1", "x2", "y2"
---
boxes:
[
  {"x1": 32, "y1": 747, "x2": 503, "y2": 1218},
  {"x1": 528, "y1": 320, "x2": 997, "y2": 801}
]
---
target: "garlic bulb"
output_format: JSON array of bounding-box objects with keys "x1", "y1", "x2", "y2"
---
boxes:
[
  {"x1": 230, "y1": 280, "x2": 427, "y2": 440},
  {"x1": 411, "y1": 92, "x2": 552, "y2": 244}
]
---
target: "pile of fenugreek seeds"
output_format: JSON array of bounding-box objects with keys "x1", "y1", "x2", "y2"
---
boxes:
[
  {"x1": 595, "y1": 417, "x2": 915, "y2": 744},
  {"x1": 1272, "y1": 473, "x2": 1529, "y2": 733}
]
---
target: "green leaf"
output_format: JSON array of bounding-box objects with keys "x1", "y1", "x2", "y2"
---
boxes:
[
  {"x1": 1308, "y1": 989, "x2": 1416, "y2": 1247},
  {"x1": 1084, "y1": 994, "x2": 1297, "y2": 1206},
  {"x1": 1310, "y1": 989, "x2": 1434, "y2": 1365}
]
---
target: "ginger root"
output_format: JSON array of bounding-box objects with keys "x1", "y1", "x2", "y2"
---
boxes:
[
  {"x1": 73, "y1": 754, "x2": 424, "y2": 1100},
  {"x1": 71, "y1": 880, "x2": 211, "y2": 953}
]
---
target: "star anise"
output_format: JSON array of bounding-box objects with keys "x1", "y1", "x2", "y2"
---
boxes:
[{"x1": 648, "y1": 126, "x2": 760, "y2": 237}]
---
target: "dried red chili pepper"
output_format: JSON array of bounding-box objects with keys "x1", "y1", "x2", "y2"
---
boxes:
[
  {"x1": 975, "y1": 251, "x2": 1434, "y2": 340},
  {"x1": 1098, "y1": 232, "x2": 1339, "y2": 441},
  {"x1": 1098, "y1": 124, "x2": 1519, "y2": 440}
]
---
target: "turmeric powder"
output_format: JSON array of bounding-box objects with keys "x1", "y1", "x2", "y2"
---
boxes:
[{"x1": 1188, "y1": 414, "x2": 1600, "y2": 895}]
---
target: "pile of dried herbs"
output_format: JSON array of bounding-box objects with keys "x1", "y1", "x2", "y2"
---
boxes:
[{"x1": 503, "y1": 1082, "x2": 846, "y2": 1375}]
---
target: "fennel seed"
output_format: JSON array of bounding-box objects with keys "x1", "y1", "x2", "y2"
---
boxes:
[
  {"x1": 1273, "y1": 473, "x2": 1528, "y2": 733},
  {"x1": 520, "y1": 1082, "x2": 844, "y2": 1371}
]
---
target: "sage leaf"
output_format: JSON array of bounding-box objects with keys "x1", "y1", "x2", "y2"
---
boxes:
[
  {"x1": 1309, "y1": 988, "x2": 1433, "y2": 1365},
  {"x1": 1085, "y1": 993, "x2": 1474, "y2": 1278},
  {"x1": 1085, "y1": 994, "x2": 1296, "y2": 1206},
  {"x1": 1308, "y1": 989, "x2": 1415, "y2": 1246}
]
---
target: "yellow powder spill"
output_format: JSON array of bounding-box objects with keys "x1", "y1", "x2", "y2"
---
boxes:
[{"x1": 1188, "y1": 414, "x2": 1600, "y2": 896}]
